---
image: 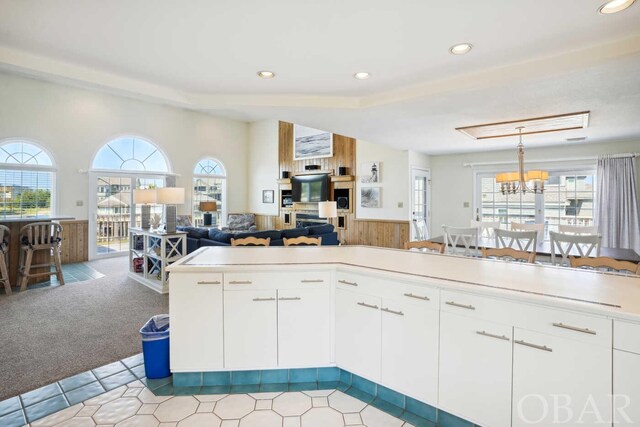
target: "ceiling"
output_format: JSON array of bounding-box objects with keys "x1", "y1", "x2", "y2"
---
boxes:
[{"x1": 0, "y1": 0, "x2": 639, "y2": 154}]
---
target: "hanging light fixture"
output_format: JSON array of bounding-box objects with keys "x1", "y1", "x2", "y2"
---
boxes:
[{"x1": 495, "y1": 127, "x2": 548, "y2": 194}]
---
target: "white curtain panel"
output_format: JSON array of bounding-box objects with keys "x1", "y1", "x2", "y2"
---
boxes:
[{"x1": 596, "y1": 155, "x2": 640, "y2": 253}]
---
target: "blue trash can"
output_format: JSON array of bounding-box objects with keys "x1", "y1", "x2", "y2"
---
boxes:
[{"x1": 140, "y1": 314, "x2": 171, "y2": 379}]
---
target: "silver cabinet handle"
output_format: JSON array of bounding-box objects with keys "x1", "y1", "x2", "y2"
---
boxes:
[
  {"x1": 301, "y1": 279, "x2": 324, "y2": 283},
  {"x1": 381, "y1": 307, "x2": 404, "y2": 316},
  {"x1": 278, "y1": 297, "x2": 302, "y2": 301},
  {"x1": 338, "y1": 279, "x2": 358, "y2": 287},
  {"x1": 515, "y1": 339, "x2": 553, "y2": 352},
  {"x1": 404, "y1": 293, "x2": 430, "y2": 301},
  {"x1": 552, "y1": 322, "x2": 596, "y2": 335},
  {"x1": 229, "y1": 280, "x2": 252, "y2": 285},
  {"x1": 357, "y1": 302, "x2": 379, "y2": 310},
  {"x1": 445, "y1": 301, "x2": 476, "y2": 310},
  {"x1": 253, "y1": 297, "x2": 276, "y2": 302},
  {"x1": 476, "y1": 330, "x2": 510, "y2": 341},
  {"x1": 197, "y1": 280, "x2": 221, "y2": 285}
]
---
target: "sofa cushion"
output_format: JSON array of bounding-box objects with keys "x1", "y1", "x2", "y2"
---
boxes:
[
  {"x1": 208, "y1": 229, "x2": 234, "y2": 244},
  {"x1": 226, "y1": 213, "x2": 256, "y2": 231},
  {"x1": 235, "y1": 230, "x2": 282, "y2": 241},
  {"x1": 306, "y1": 224, "x2": 335, "y2": 235},
  {"x1": 200, "y1": 238, "x2": 231, "y2": 247},
  {"x1": 178, "y1": 226, "x2": 209, "y2": 239},
  {"x1": 281, "y1": 228, "x2": 309, "y2": 239}
]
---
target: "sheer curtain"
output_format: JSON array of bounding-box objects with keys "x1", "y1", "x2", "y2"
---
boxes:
[{"x1": 596, "y1": 155, "x2": 640, "y2": 253}]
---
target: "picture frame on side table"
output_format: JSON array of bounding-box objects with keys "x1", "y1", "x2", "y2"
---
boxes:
[{"x1": 263, "y1": 190, "x2": 275, "y2": 204}]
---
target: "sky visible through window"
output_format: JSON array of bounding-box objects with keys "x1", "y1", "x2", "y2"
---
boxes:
[{"x1": 92, "y1": 137, "x2": 169, "y2": 172}]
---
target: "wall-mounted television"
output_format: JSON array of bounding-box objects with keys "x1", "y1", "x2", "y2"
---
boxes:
[{"x1": 291, "y1": 174, "x2": 329, "y2": 203}]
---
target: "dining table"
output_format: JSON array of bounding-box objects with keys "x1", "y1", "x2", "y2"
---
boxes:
[
  {"x1": 428, "y1": 235, "x2": 640, "y2": 263},
  {"x1": 1, "y1": 215, "x2": 75, "y2": 286}
]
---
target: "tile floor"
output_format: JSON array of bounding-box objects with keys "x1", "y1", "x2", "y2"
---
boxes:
[{"x1": 0, "y1": 262, "x2": 105, "y2": 294}]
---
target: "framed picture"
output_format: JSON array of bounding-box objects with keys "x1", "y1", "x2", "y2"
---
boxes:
[
  {"x1": 293, "y1": 124, "x2": 333, "y2": 160},
  {"x1": 262, "y1": 190, "x2": 274, "y2": 204},
  {"x1": 361, "y1": 187, "x2": 381, "y2": 208},
  {"x1": 360, "y1": 161, "x2": 381, "y2": 183}
]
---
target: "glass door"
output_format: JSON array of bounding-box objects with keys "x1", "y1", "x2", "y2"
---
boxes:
[
  {"x1": 411, "y1": 168, "x2": 431, "y2": 240},
  {"x1": 95, "y1": 175, "x2": 132, "y2": 255}
]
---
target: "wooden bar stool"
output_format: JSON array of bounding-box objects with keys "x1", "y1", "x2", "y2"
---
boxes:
[
  {"x1": 0, "y1": 225, "x2": 11, "y2": 295},
  {"x1": 18, "y1": 222, "x2": 64, "y2": 291}
]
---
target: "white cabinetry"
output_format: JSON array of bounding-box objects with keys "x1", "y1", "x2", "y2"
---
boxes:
[
  {"x1": 170, "y1": 273, "x2": 224, "y2": 371},
  {"x1": 439, "y1": 312, "x2": 513, "y2": 427},
  {"x1": 614, "y1": 320, "x2": 640, "y2": 425},
  {"x1": 224, "y1": 289, "x2": 278, "y2": 369},
  {"x1": 278, "y1": 287, "x2": 331, "y2": 367},
  {"x1": 335, "y1": 287, "x2": 381, "y2": 381}
]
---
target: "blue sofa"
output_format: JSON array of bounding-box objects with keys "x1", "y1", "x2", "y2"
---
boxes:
[{"x1": 179, "y1": 224, "x2": 339, "y2": 254}]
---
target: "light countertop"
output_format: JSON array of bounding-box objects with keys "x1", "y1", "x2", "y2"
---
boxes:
[{"x1": 0, "y1": 215, "x2": 75, "y2": 223}]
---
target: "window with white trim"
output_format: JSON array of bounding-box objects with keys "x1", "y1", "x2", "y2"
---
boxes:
[
  {"x1": 192, "y1": 158, "x2": 226, "y2": 226},
  {"x1": 476, "y1": 169, "x2": 597, "y2": 240},
  {"x1": 0, "y1": 140, "x2": 55, "y2": 218}
]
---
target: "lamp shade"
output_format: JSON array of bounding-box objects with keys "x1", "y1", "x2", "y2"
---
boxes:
[
  {"x1": 199, "y1": 201, "x2": 217, "y2": 212},
  {"x1": 319, "y1": 201, "x2": 338, "y2": 218},
  {"x1": 133, "y1": 188, "x2": 157, "y2": 204},
  {"x1": 156, "y1": 187, "x2": 185, "y2": 204},
  {"x1": 525, "y1": 170, "x2": 549, "y2": 181}
]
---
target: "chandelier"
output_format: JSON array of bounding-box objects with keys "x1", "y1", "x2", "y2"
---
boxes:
[{"x1": 495, "y1": 127, "x2": 548, "y2": 194}]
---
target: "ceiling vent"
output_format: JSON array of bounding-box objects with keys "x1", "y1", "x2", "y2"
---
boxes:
[{"x1": 456, "y1": 111, "x2": 590, "y2": 140}]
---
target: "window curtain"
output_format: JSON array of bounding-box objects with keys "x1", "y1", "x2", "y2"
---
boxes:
[{"x1": 596, "y1": 155, "x2": 640, "y2": 253}]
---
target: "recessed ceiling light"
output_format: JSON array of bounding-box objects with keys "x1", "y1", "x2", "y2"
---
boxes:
[
  {"x1": 353, "y1": 72, "x2": 371, "y2": 80},
  {"x1": 598, "y1": 0, "x2": 635, "y2": 14},
  {"x1": 257, "y1": 70, "x2": 275, "y2": 79},
  {"x1": 449, "y1": 43, "x2": 473, "y2": 55}
]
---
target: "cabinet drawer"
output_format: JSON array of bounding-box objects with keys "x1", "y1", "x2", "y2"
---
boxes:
[
  {"x1": 171, "y1": 272, "x2": 223, "y2": 287},
  {"x1": 380, "y1": 282, "x2": 439, "y2": 310},
  {"x1": 440, "y1": 290, "x2": 519, "y2": 325},
  {"x1": 336, "y1": 271, "x2": 374, "y2": 292},
  {"x1": 336, "y1": 271, "x2": 438, "y2": 307},
  {"x1": 225, "y1": 271, "x2": 330, "y2": 290},
  {"x1": 614, "y1": 320, "x2": 640, "y2": 354}
]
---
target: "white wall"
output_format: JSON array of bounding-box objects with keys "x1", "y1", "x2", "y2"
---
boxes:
[
  {"x1": 356, "y1": 140, "x2": 410, "y2": 221},
  {"x1": 0, "y1": 72, "x2": 250, "y2": 220},
  {"x1": 429, "y1": 140, "x2": 640, "y2": 233},
  {"x1": 247, "y1": 119, "x2": 279, "y2": 215}
]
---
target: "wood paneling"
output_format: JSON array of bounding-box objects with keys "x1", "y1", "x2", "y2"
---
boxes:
[
  {"x1": 59, "y1": 220, "x2": 89, "y2": 264},
  {"x1": 255, "y1": 215, "x2": 279, "y2": 231}
]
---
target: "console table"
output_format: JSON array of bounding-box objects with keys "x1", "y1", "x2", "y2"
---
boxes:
[{"x1": 128, "y1": 227, "x2": 186, "y2": 294}]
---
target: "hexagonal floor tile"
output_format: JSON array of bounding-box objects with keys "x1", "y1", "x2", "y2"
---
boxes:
[
  {"x1": 272, "y1": 392, "x2": 312, "y2": 417},
  {"x1": 214, "y1": 395, "x2": 255, "y2": 419},
  {"x1": 93, "y1": 398, "x2": 142, "y2": 424},
  {"x1": 328, "y1": 391, "x2": 367, "y2": 413},
  {"x1": 154, "y1": 396, "x2": 199, "y2": 423},
  {"x1": 239, "y1": 410, "x2": 282, "y2": 427},
  {"x1": 53, "y1": 418, "x2": 96, "y2": 427},
  {"x1": 177, "y1": 413, "x2": 222, "y2": 427},
  {"x1": 31, "y1": 403, "x2": 83, "y2": 426},
  {"x1": 137, "y1": 388, "x2": 172, "y2": 404},
  {"x1": 115, "y1": 414, "x2": 160, "y2": 427},
  {"x1": 360, "y1": 405, "x2": 404, "y2": 427},
  {"x1": 300, "y1": 407, "x2": 345, "y2": 427}
]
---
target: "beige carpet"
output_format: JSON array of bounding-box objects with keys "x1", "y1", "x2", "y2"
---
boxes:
[{"x1": 0, "y1": 257, "x2": 168, "y2": 401}]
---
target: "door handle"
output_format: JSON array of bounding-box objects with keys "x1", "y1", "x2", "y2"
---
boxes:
[
  {"x1": 253, "y1": 297, "x2": 276, "y2": 302},
  {"x1": 404, "y1": 293, "x2": 430, "y2": 301},
  {"x1": 229, "y1": 280, "x2": 252, "y2": 285},
  {"x1": 552, "y1": 322, "x2": 596, "y2": 335},
  {"x1": 357, "y1": 302, "x2": 379, "y2": 310},
  {"x1": 381, "y1": 307, "x2": 404, "y2": 316},
  {"x1": 515, "y1": 339, "x2": 552, "y2": 352},
  {"x1": 197, "y1": 280, "x2": 221, "y2": 285},
  {"x1": 445, "y1": 301, "x2": 475, "y2": 310},
  {"x1": 338, "y1": 279, "x2": 358, "y2": 287},
  {"x1": 278, "y1": 297, "x2": 302, "y2": 301},
  {"x1": 476, "y1": 330, "x2": 510, "y2": 341}
]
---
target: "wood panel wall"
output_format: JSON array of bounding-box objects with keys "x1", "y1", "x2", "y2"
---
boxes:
[{"x1": 59, "y1": 220, "x2": 89, "y2": 264}]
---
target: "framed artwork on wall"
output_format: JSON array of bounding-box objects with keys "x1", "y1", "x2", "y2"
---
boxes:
[
  {"x1": 263, "y1": 190, "x2": 275, "y2": 204},
  {"x1": 293, "y1": 124, "x2": 333, "y2": 160},
  {"x1": 360, "y1": 161, "x2": 381, "y2": 183},
  {"x1": 361, "y1": 187, "x2": 381, "y2": 208}
]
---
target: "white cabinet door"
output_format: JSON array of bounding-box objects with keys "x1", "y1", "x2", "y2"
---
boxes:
[
  {"x1": 381, "y1": 296, "x2": 439, "y2": 406},
  {"x1": 224, "y1": 290, "x2": 278, "y2": 369},
  {"x1": 439, "y1": 311, "x2": 513, "y2": 427},
  {"x1": 614, "y1": 350, "x2": 640, "y2": 425},
  {"x1": 335, "y1": 288, "x2": 381, "y2": 381},
  {"x1": 513, "y1": 328, "x2": 612, "y2": 427},
  {"x1": 278, "y1": 287, "x2": 331, "y2": 367},
  {"x1": 170, "y1": 273, "x2": 224, "y2": 371}
]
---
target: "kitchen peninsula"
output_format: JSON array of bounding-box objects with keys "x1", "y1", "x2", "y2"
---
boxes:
[{"x1": 167, "y1": 246, "x2": 640, "y2": 427}]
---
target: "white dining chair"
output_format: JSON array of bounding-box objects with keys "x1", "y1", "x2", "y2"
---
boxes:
[
  {"x1": 549, "y1": 231, "x2": 601, "y2": 267},
  {"x1": 495, "y1": 229, "x2": 538, "y2": 252},
  {"x1": 558, "y1": 224, "x2": 598, "y2": 235},
  {"x1": 470, "y1": 220, "x2": 500, "y2": 239},
  {"x1": 442, "y1": 225, "x2": 479, "y2": 257},
  {"x1": 511, "y1": 222, "x2": 544, "y2": 241}
]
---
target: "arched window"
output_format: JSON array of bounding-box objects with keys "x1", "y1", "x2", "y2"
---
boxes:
[
  {"x1": 92, "y1": 136, "x2": 169, "y2": 172},
  {"x1": 0, "y1": 140, "x2": 55, "y2": 218},
  {"x1": 193, "y1": 158, "x2": 226, "y2": 226}
]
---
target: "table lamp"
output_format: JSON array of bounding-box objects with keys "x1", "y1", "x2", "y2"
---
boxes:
[
  {"x1": 319, "y1": 201, "x2": 338, "y2": 219},
  {"x1": 157, "y1": 187, "x2": 185, "y2": 233},
  {"x1": 133, "y1": 188, "x2": 157, "y2": 229},
  {"x1": 199, "y1": 201, "x2": 218, "y2": 226}
]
